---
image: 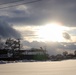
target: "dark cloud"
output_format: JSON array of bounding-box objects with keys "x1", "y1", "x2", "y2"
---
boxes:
[
  {"x1": 0, "y1": 0, "x2": 76, "y2": 55},
  {"x1": 0, "y1": 20, "x2": 21, "y2": 38},
  {"x1": 62, "y1": 32, "x2": 71, "y2": 40},
  {"x1": 0, "y1": 0, "x2": 76, "y2": 26}
]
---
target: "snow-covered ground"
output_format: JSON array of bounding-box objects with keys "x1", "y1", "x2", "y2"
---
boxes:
[{"x1": 0, "y1": 60, "x2": 76, "y2": 75}]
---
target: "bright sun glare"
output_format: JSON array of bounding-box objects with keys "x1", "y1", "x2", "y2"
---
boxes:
[{"x1": 37, "y1": 22, "x2": 68, "y2": 42}]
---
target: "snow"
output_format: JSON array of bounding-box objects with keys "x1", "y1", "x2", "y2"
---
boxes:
[{"x1": 0, "y1": 60, "x2": 76, "y2": 75}]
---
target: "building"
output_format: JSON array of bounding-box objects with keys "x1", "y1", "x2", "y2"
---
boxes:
[{"x1": 21, "y1": 49, "x2": 45, "y2": 55}]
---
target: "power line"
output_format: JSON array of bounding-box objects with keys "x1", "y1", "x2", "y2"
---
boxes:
[
  {"x1": 0, "y1": 0, "x2": 25, "y2": 5},
  {"x1": 0, "y1": 0, "x2": 42, "y2": 9}
]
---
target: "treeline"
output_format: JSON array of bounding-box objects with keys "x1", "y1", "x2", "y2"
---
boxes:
[
  {"x1": 0, "y1": 49, "x2": 49, "y2": 61},
  {"x1": 50, "y1": 51, "x2": 76, "y2": 61},
  {"x1": 0, "y1": 38, "x2": 49, "y2": 61},
  {"x1": 0, "y1": 38, "x2": 76, "y2": 61}
]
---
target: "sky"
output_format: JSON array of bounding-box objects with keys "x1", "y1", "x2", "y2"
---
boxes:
[{"x1": 0, "y1": 0, "x2": 76, "y2": 55}]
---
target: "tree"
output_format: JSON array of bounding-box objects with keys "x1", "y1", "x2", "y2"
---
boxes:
[
  {"x1": 74, "y1": 50, "x2": 76, "y2": 56},
  {"x1": 5, "y1": 38, "x2": 21, "y2": 50},
  {"x1": 0, "y1": 38, "x2": 4, "y2": 49},
  {"x1": 63, "y1": 51, "x2": 68, "y2": 56},
  {"x1": 4, "y1": 38, "x2": 21, "y2": 58}
]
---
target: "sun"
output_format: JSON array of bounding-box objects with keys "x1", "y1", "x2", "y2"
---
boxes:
[{"x1": 37, "y1": 22, "x2": 68, "y2": 42}]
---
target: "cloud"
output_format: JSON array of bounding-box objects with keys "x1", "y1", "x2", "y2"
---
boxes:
[
  {"x1": 0, "y1": 0, "x2": 76, "y2": 55},
  {"x1": 62, "y1": 32, "x2": 71, "y2": 40},
  {"x1": 0, "y1": 20, "x2": 21, "y2": 38},
  {"x1": 22, "y1": 40, "x2": 76, "y2": 55},
  {"x1": 0, "y1": 0, "x2": 76, "y2": 26}
]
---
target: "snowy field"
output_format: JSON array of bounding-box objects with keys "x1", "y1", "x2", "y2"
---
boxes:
[{"x1": 0, "y1": 60, "x2": 76, "y2": 75}]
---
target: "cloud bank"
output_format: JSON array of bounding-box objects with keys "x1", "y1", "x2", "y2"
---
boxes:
[
  {"x1": 0, "y1": 20, "x2": 20, "y2": 38},
  {"x1": 22, "y1": 40, "x2": 76, "y2": 55},
  {"x1": 0, "y1": 0, "x2": 76, "y2": 26},
  {"x1": 0, "y1": 0, "x2": 76, "y2": 55}
]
